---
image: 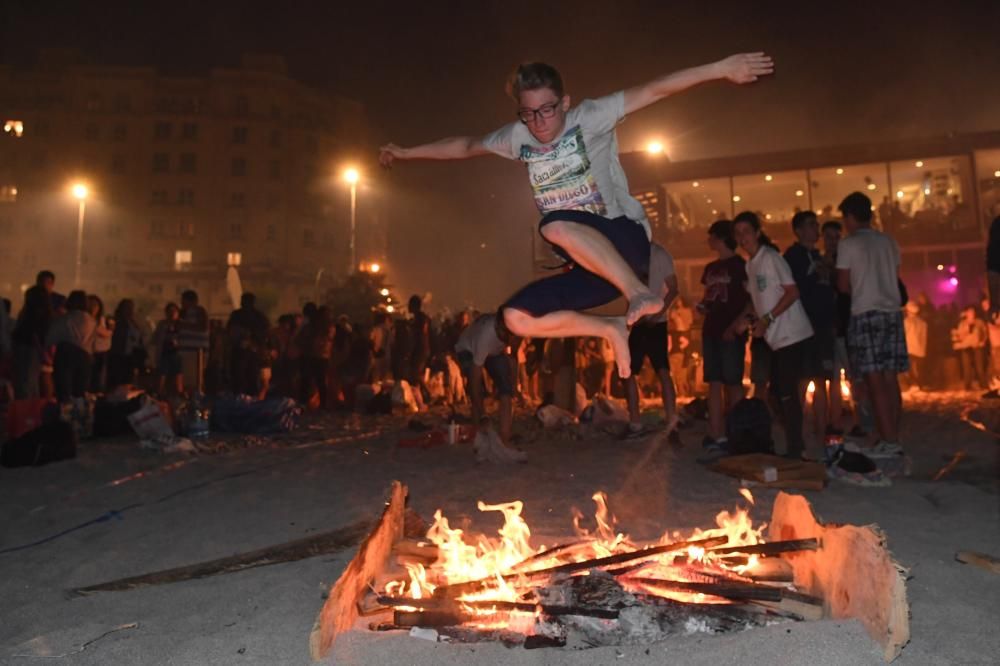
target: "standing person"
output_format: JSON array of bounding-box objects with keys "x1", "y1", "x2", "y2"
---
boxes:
[
  {"x1": 987, "y1": 216, "x2": 1000, "y2": 316},
  {"x1": 821, "y1": 221, "x2": 852, "y2": 434},
  {"x1": 733, "y1": 212, "x2": 814, "y2": 459},
  {"x1": 11, "y1": 285, "x2": 52, "y2": 399},
  {"x1": 152, "y1": 303, "x2": 184, "y2": 396},
  {"x1": 177, "y1": 290, "x2": 209, "y2": 395},
  {"x1": 983, "y1": 296, "x2": 1000, "y2": 398},
  {"x1": 107, "y1": 299, "x2": 145, "y2": 389},
  {"x1": 903, "y1": 302, "x2": 928, "y2": 391},
  {"x1": 46, "y1": 290, "x2": 96, "y2": 402},
  {"x1": 407, "y1": 295, "x2": 430, "y2": 411},
  {"x1": 455, "y1": 314, "x2": 515, "y2": 444},
  {"x1": 951, "y1": 306, "x2": 988, "y2": 391},
  {"x1": 370, "y1": 312, "x2": 393, "y2": 383},
  {"x1": 624, "y1": 242, "x2": 680, "y2": 441},
  {"x1": 88, "y1": 295, "x2": 113, "y2": 392},
  {"x1": 698, "y1": 220, "x2": 750, "y2": 451},
  {"x1": 784, "y1": 211, "x2": 837, "y2": 440},
  {"x1": 380, "y1": 53, "x2": 774, "y2": 373},
  {"x1": 301, "y1": 306, "x2": 334, "y2": 409},
  {"x1": 226, "y1": 293, "x2": 271, "y2": 396},
  {"x1": 836, "y1": 192, "x2": 908, "y2": 457}
]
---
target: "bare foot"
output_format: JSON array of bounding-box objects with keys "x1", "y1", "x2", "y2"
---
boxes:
[
  {"x1": 626, "y1": 291, "x2": 664, "y2": 326},
  {"x1": 605, "y1": 318, "x2": 632, "y2": 379}
]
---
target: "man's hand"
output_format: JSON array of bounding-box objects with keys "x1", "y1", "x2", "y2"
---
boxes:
[
  {"x1": 751, "y1": 318, "x2": 769, "y2": 339},
  {"x1": 379, "y1": 143, "x2": 406, "y2": 169},
  {"x1": 716, "y1": 52, "x2": 774, "y2": 84}
]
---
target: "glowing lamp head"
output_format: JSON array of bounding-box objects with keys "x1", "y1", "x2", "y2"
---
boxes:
[
  {"x1": 380, "y1": 288, "x2": 389, "y2": 296},
  {"x1": 71, "y1": 183, "x2": 89, "y2": 200},
  {"x1": 369, "y1": 262, "x2": 380, "y2": 273},
  {"x1": 343, "y1": 168, "x2": 360, "y2": 185},
  {"x1": 646, "y1": 140, "x2": 664, "y2": 155},
  {"x1": 386, "y1": 305, "x2": 395, "y2": 313}
]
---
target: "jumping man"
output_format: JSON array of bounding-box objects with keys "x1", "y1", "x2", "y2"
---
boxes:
[{"x1": 380, "y1": 53, "x2": 774, "y2": 377}]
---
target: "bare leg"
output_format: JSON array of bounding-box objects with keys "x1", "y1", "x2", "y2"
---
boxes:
[
  {"x1": 864, "y1": 371, "x2": 899, "y2": 443},
  {"x1": 625, "y1": 376, "x2": 641, "y2": 424},
  {"x1": 829, "y1": 375, "x2": 843, "y2": 431},
  {"x1": 504, "y1": 308, "x2": 633, "y2": 378},
  {"x1": 540, "y1": 221, "x2": 662, "y2": 325},
  {"x1": 656, "y1": 367, "x2": 677, "y2": 428},
  {"x1": 498, "y1": 395, "x2": 513, "y2": 444}
]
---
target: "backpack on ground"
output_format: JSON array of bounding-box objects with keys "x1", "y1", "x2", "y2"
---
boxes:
[{"x1": 726, "y1": 397, "x2": 774, "y2": 454}]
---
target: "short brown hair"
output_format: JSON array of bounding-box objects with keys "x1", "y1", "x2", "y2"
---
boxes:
[{"x1": 506, "y1": 62, "x2": 564, "y2": 100}]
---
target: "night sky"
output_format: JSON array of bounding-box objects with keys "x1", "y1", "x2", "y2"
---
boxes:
[{"x1": 4, "y1": 0, "x2": 999, "y2": 309}]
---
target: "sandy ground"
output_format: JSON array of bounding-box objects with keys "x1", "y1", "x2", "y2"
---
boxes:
[{"x1": 0, "y1": 391, "x2": 998, "y2": 665}]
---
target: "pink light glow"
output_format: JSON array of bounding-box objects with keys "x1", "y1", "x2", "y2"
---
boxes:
[{"x1": 949, "y1": 277, "x2": 959, "y2": 286}]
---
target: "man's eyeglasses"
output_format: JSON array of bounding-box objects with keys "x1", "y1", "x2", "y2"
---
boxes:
[{"x1": 517, "y1": 101, "x2": 561, "y2": 124}]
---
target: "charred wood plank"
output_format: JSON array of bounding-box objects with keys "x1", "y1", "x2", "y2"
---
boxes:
[
  {"x1": 706, "y1": 538, "x2": 819, "y2": 556},
  {"x1": 434, "y1": 535, "x2": 728, "y2": 598},
  {"x1": 626, "y1": 577, "x2": 783, "y2": 602},
  {"x1": 71, "y1": 519, "x2": 373, "y2": 596},
  {"x1": 508, "y1": 539, "x2": 595, "y2": 571},
  {"x1": 377, "y1": 595, "x2": 619, "y2": 619}
]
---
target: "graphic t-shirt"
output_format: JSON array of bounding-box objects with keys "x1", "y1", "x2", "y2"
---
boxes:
[
  {"x1": 482, "y1": 91, "x2": 650, "y2": 237},
  {"x1": 746, "y1": 246, "x2": 814, "y2": 351},
  {"x1": 700, "y1": 254, "x2": 750, "y2": 339}
]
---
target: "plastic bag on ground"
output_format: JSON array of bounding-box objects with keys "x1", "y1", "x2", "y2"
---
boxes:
[
  {"x1": 473, "y1": 427, "x2": 527, "y2": 464},
  {"x1": 536, "y1": 404, "x2": 578, "y2": 429},
  {"x1": 590, "y1": 394, "x2": 629, "y2": 424},
  {"x1": 391, "y1": 380, "x2": 419, "y2": 413},
  {"x1": 211, "y1": 394, "x2": 302, "y2": 434},
  {"x1": 127, "y1": 400, "x2": 189, "y2": 451}
]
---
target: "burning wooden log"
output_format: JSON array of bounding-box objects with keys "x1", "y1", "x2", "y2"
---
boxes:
[
  {"x1": 626, "y1": 577, "x2": 783, "y2": 602},
  {"x1": 377, "y1": 595, "x2": 620, "y2": 620},
  {"x1": 433, "y1": 535, "x2": 728, "y2": 598},
  {"x1": 706, "y1": 538, "x2": 819, "y2": 556}
]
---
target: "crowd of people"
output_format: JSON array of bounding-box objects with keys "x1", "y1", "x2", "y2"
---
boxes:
[{"x1": 1, "y1": 201, "x2": 997, "y2": 463}]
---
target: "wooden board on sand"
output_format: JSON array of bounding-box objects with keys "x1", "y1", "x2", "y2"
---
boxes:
[
  {"x1": 712, "y1": 453, "x2": 827, "y2": 490},
  {"x1": 309, "y1": 481, "x2": 407, "y2": 661},
  {"x1": 770, "y1": 492, "x2": 910, "y2": 662}
]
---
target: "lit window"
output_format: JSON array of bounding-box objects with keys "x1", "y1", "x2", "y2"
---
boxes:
[
  {"x1": 4, "y1": 120, "x2": 24, "y2": 137},
  {"x1": 0, "y1": 185, "x2": 17, "y2": 202},
  {"x1": 175, "y1": 250, "x2": 192, "y2": 268},
  {"x1": 227, "y1": 252, "x2": 242, "y2": 266}
]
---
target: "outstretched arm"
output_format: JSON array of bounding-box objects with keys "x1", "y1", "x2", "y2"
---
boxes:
[
  {"x1": 623, "y1": 52, "x2": 774, "y2": 115},
  {"x1": 379, "y1": 136, "x2": 492, "y2": 168}
]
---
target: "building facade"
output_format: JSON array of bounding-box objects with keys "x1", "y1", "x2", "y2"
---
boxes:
[
  {"x1": 622, "y1": 131, "x2": 1000, "y2": 307},
  {"x1": 0, "y1": 52, "x2": 371, "y2": 317}
]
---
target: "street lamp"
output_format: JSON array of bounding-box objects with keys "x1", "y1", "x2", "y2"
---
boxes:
[
  {"x1": 71, "y1": 183, "x2": 89, "y2": 287},
  {"x1": 343, "y1": 167, "x2": 360, "y2": 273}
]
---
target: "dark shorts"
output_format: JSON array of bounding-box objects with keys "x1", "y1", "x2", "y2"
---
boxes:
[
  {"x1": 703, "y1": 336, "x2": 746, "y2": 386},
  {"x1": 159, "y1": 351, "x2": 182, "y2": 377},
  {"x1": 502, "y1": 210, "x2": 651, "y2": 317},
  {"x1": 628, "y1": 321, "x2": 669, "y2": 375},
  {"x1": 457, "y1": 350, "x2": 514, "y2": 397},
  {"x1": 801, "y1": 325, "x2": 836, "y2": 380}
]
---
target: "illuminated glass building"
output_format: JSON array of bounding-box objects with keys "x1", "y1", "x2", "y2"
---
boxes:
[{"x1": 622, "y1": 131, "x2": 1000, "y2": 306}]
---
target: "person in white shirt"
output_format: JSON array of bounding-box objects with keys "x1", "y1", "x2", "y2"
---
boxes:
[
  {"x1": 623, "y1": 243, "x2": 680, "y2": 443},
  {"x1": 733, "y1": 212, "x2": 814, "y2": 459},
  {"x1": 836, "y1": 192, "x2": 908, "y2": 457},
  {"x1": 455, "y1": 314, "x2": 515, "y2": 444},
  {"x1": 379, "y1": 54, "x2": 773, "y2": 377}
]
